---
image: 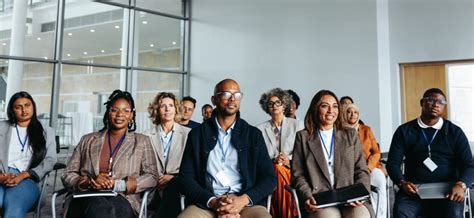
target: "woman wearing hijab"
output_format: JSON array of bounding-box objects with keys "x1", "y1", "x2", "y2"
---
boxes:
[
  {"x1": 0, "y1": 91, "x2": 56, "y2": 217},
  {"x1": 62, "y1": 90, "x2": 158, "y2": 217}
]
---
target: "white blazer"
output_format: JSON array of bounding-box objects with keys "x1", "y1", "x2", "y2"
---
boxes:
[{"x1": 256, "y1": 117, "x2": 303, "y2": 160}]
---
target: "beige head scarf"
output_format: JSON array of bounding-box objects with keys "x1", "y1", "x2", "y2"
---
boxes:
[{"x1": 341, "y1": 103, "x2": 360, "y2": 130}]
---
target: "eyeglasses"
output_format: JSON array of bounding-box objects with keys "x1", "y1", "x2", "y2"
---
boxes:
[
  {"x1": 268, "y1": 100, "x2": 282, "y2": 107},
  {"x1": 422, "y1": 97, "x2": 447, "y2": 106},
  {"x1": 110, "y1": 107, "x2": 133, "y2": 114},
  {"x1": 215, "y1": 91, "x2": 243, "y2": 100}
]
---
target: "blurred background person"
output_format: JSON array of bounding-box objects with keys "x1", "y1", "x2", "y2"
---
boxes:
[
  {"x1": 144, "y1": 92, "x2": 191, "y2": 218},
  {"x1": 201, "y1": 104, "x2": 213, "y2": 122},
  {"x1": 0, "y1": 91, "x2": 56, "y2": 217},
  {"x1": 341, "y1": 103, "x2": 387, "y2": 218},
  {"x1": 257, "y1": 88, "x2": 303, "y2": 218},
  {"x1": 285, "y1": 89, "x2": 301, "y2": 120},
  {"x1": 179, "y1": 96, "x2": 200, "y2": 128},
  {"x1": 339, "y1": 96, "x2": 365, "y2": 125},
  {"x1": 62, "y1": 90, "x2": 158, "y2": 218}
]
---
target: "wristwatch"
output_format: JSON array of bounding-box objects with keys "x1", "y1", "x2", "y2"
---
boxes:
[{"x1": 456, "y1": 181, "x2": 467, "y2": 190}]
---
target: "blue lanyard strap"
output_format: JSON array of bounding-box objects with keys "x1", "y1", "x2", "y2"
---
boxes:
[
  {"x1": 217, "y1": 131, "x2": 231, "y2": 162},
  {"x1": 421, "y1": 129, "x2": 438, "y2": 158},
  {"x1": 107, "y1": 132, "x2": 126, "y2": 173},
  {"x1": 318, "y1": 130, "x2": 334, "y2": 162},
  {"x1": 15, "y1": 125, "x2": 29, "y2": 152}
]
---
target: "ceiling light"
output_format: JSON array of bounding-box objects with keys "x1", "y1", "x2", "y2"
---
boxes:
[
  {"x1": 5, "y1": 61, "x2": 8, "y2": 63},
  {"x1": 119, "y1": 48, "x2": 123, "y2": 51},
  {"x1": 149, "y1": 44, "x2": 154, "y2": 47},
  {"x1": 43, "y1": 57, "x2": 48, "y2": 59},
  {"x1": 114, "y1": 25, "x2": 120, "y2": 29},
  {"x1": 90, "y1": 29, "x2": 95, "y2": 33},
  {"x1": 101, "y1": 50, "x2": 105, "y2": 53},
  {"x1": 2, "y1": 43, "x2": 6, "y2": 46},
  {"x1": 142, "y1": 21, "x2": 148, "y2": 24},
  {"x1": 67, "y1": 53, "x2": 71, "y2": 57},
  {"x1": 37, "y1": 37, "x2": 41, "y2": 40},
  {"x1": 83, "y1": 51, "x2": 88, "y2": 55},
  {"x1": 67, "y1": 33, "x2": 73, "y2": 36},
  {"x1": 172, "y1": 41, "x2": 177, "y2": 45}
]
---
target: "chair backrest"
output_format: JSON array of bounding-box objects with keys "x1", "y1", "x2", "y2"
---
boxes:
[{"x1": 55, "y1": 135, "x2": 60, "y2": 154}]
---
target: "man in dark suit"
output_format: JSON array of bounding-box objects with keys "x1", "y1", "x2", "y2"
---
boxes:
[
  {"x1": 387, "y1": 88, "x2": 474, "y2": 218},
  {"x1": 178, "y1": 79, "x2": 276, "y2": 218}
]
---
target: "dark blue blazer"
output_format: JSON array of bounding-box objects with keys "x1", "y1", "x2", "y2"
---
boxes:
[{"x1": 178, "y1": 111, "x2": 276, "y2": 208}]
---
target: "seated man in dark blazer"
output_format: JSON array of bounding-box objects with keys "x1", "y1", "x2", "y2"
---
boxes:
[
  {"x1": 178, "y1": 78, "x2": 276, "y2": 218},
  {"x1": 387, "y1": 88, "x2": 474, "y2": 218}
]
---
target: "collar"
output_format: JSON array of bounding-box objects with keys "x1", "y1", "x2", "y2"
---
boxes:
[
  {"x1": 158, "y1": 123, "x2": 175, "y2": 137},
  {"x1": 417, "y1": 117, "x2": 443, "y2": 130},
  {"x1": 215, "y1": 117, "x2": 236, "y2": 135}
]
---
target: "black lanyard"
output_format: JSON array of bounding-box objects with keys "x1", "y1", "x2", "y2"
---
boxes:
[
  {"x1": 107, "y1": 132, "x2": 126, "y2": 176},
  {"x1": 15, "y1": 125, "x2": 28, "y2": 152}
]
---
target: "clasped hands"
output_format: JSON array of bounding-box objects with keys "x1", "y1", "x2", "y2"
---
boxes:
[
  {"x1": 209, "y1": 194, "x2": 250, "y2": 218},
  {"x1": 401, "y1": 181, "x2": 465, "y2": 202},
  {"x1": 304, "y1": 196, "x2": 364, "y2": 213},
  {"x1": 0, "y1": 171, "x2": 30, "y2": 186},
  {"x1": 275, "y1": 152, "x2": 290, "y2": 167},
  {"x1": 79, "y1": 173, "x2": 114, "y2": 190}
]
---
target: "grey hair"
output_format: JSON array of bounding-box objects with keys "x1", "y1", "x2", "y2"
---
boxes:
[{"x1": 259, "y1": 88, "x2": 293, "y2": 115}]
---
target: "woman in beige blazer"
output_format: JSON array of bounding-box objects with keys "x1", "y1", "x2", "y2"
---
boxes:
[
  {"x1": 257, "y1": 88, "x2": 303, "y2": 218},
  {"x1": 291, "y1": 90, "x2": 373, "y2": 218},
  {"x1": 143, "y1": 92, "x2": 191, "y2": 218},
  {"x1": 62, "y1": 90, "x2": 158, "y2": 218}
]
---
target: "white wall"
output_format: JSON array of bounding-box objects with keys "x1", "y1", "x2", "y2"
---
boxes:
[{"x1": 189, "y1": 0, "x2": 474, "y2": 152}]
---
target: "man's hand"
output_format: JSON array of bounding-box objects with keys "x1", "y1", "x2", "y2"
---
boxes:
[
  {"x1": 447, "y1": 182, "x2": 465, "y2": 202},
  {"x1": 217, "y1": 194, "x2": 249, "y2": 215},
  {"x1": 4, "y1": 171, "x2": 29, "y2": 186},
  {"x1": 400, "y1": 181, "x2": 418, "y2": 197},
  {"x1": 158, "y1": 174, "x2": 174, "y2": 189},
  {"x1": 91, "y1": 173, "x2": 114, "y2": 190},
  {"x1": 304, "y1": 197, "x2": 320, "y2": 213},
  {"x1": 0, "y1": 173, "x2": 15, "y2": 184}
]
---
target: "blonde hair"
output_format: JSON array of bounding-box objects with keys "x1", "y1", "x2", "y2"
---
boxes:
[{"x1": 148, "y1": 92, "x2": 181, "y2": 125}]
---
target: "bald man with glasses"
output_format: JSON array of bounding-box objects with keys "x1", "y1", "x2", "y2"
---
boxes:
[
  {"x1": 387, "y1": 88, "x2": 474, "y2": 218},
  {"x1": 178, "y1": 78, "x2": 276, "y2": 218}
]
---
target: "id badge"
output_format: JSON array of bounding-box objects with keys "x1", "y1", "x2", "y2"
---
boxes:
[
  {"x1": 423, "y1": 157, "x2": 438, "y2": 172},
  {"x1": 216, "y1": 170, "x2": 231, "y2": 186}
]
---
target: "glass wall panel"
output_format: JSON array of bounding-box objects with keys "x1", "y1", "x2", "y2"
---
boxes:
[
  {"x1": 134, "y1": 12, "x2": 182, "y2": 70},
  {"x1": 0, "y1": 1, "x2": 57, "y2": 59},
  {"x1": 136, "y1": 0, "x2": 184, "y2": 17},
  {"x1": 134, "y1": 70, "x2": 182, "y2": 133},
  {"x1": 62, "y1": 1, "x2": 126, "y2": 66}
]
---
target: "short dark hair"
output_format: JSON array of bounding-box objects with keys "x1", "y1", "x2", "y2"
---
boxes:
[
  {"x1": 340, "y1": 96, "x2": 354, "y2": 104},
  {"x1": 182, "y1": 96, "x2": 197, "y2": 108},
  {"x1": 422, "y1": 88, "x2": 446, "y2": 99},
  {"x1": 201, "y1": 104, "x2": 213, "y2": 111},
  {"x1": 287, "y1": 89, "x2": 300, "y2": 109}
]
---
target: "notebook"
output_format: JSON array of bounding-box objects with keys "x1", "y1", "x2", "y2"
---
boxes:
[
  {"x1": 313, "y1": 183, "x2": 370, "y2": 208},
  {"x1": 73, "y1": 189, "x2": 118, "y2": 198},
  {"x1": 415, "y1": 182, "x2": 452, "y2": 199}
]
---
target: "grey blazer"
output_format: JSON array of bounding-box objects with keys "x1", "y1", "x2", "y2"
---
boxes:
[
  {"x1": 257, "y1": 117, "x2": 303, "y2": 160},
  {"x1": 143, "y1": 123, "x2": 191, "y2": 176},
  {"x1": 291, "y1": 127, "x2": 372, "y2": 214},
  {"x1": 0, "y1": 120, "x2": 56, "y2": 182}
]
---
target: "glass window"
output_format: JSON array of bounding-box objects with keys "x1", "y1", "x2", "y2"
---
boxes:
[
  {"x1": 62, "y1": 2, "x2": 126, "y2": 66},
  {"x1": 134, "y1": 12, "x2": 182, "y2": 70},
  {"x1": 136, "y1": 0, "x2": 184, "y2": 17},
  {"x1": 447, "y1": 63, "x2": 474, "y2": 143},
  {"x1": 0, "y1": 1, "x2": 58, "y2": 59},
  {"x1": 133, "y1": 70, "x2": 183, "y2": 133}
]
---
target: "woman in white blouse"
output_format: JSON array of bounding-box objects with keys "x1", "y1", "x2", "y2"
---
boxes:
[{"x1": 0, "y1": 91, "x2": 56, "y2": 217}]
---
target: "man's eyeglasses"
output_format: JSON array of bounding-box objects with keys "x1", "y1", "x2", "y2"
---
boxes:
[
  {"x1": 422, "y1": 97, "x2": 447, "y2": 106},
  {"x1": 110, "y1": 107, "x2": 133, "y2": 114},
  {"x1": 268, "y1": 100, "x2": 282, "y2": 107},
  {"x1": 215, "y1": 91, "x2": 243, "y2": 100}
]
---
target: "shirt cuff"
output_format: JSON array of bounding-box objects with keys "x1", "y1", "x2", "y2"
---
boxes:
[
  {"x1": 246, "y1": 195, "x2": 253, "y2": 206},
  {"x1": 207, "y1": 196, "x2": 217, "y2": 208},
  {"x1": 113, "y1": 179, "x2": 126, "y2": 192}
]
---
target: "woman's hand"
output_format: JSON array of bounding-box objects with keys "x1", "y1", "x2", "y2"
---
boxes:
[
  {"x1": 91, "y1": 173, "x2": 114, "y2": 190},
  {"x1": 0, "y1": 173, "x2": 15, "y2": 184},
  {"x1": 158, "y1": 174, "x2": 174, "y2": 189},
  {"x1": 304, "y1": 197, "x2": 320, "y2": 213},
  {"x1": 275, "y1": 153, "x2": 290, "y2": 167},
  {"x1": 348, "y1": 200, "x2": 365, "y2": 207},
  {"x1": 4, "y1": 172, "x2": 29, "y2": 186}
]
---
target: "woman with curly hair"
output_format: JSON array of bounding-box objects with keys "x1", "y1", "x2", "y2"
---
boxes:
[
  {"x1": 144, "y1": 92, "x2": 191, "y2": 218},
  {"x1": 0, "y1": 91, "x2": 56, "y2": 217},
  {"x1": 256, "y1": 88, "x2": 303, "y2": 218},
  {"x1": 62, "y1": 90, "x2": 158, "y2": 218}
]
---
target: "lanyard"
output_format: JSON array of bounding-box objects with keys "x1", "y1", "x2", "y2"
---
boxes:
[
  {"x1": 217, "y1": 131, "x2": 231, "y2": 163},
  {"x1": 318, "y1": 130, "x2": 334, "y2": 165},
  {"x1": 15, "y1": 125, "x2": 29, "y2": 152},
  {"x1": 107, "y1": 132, "x2": 126, "y2": 176},
  {"x1": 421, "y1": 129, "x2": 438, "y2": 158}
]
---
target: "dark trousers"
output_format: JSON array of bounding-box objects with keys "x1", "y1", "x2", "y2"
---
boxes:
[
  {"x1": 67, "y1": 195, "x2": 135, "y2": 218},
  {"x1": 149, "y1": 178, "x2": 181, "y2": 218},
  {"x1": 393, "y1": 190, "x2": 464, "y2": 218}
]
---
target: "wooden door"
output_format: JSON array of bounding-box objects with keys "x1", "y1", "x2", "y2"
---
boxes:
[{"x1": 400, "y1": 63, "x2": 448, "y2": 122}]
